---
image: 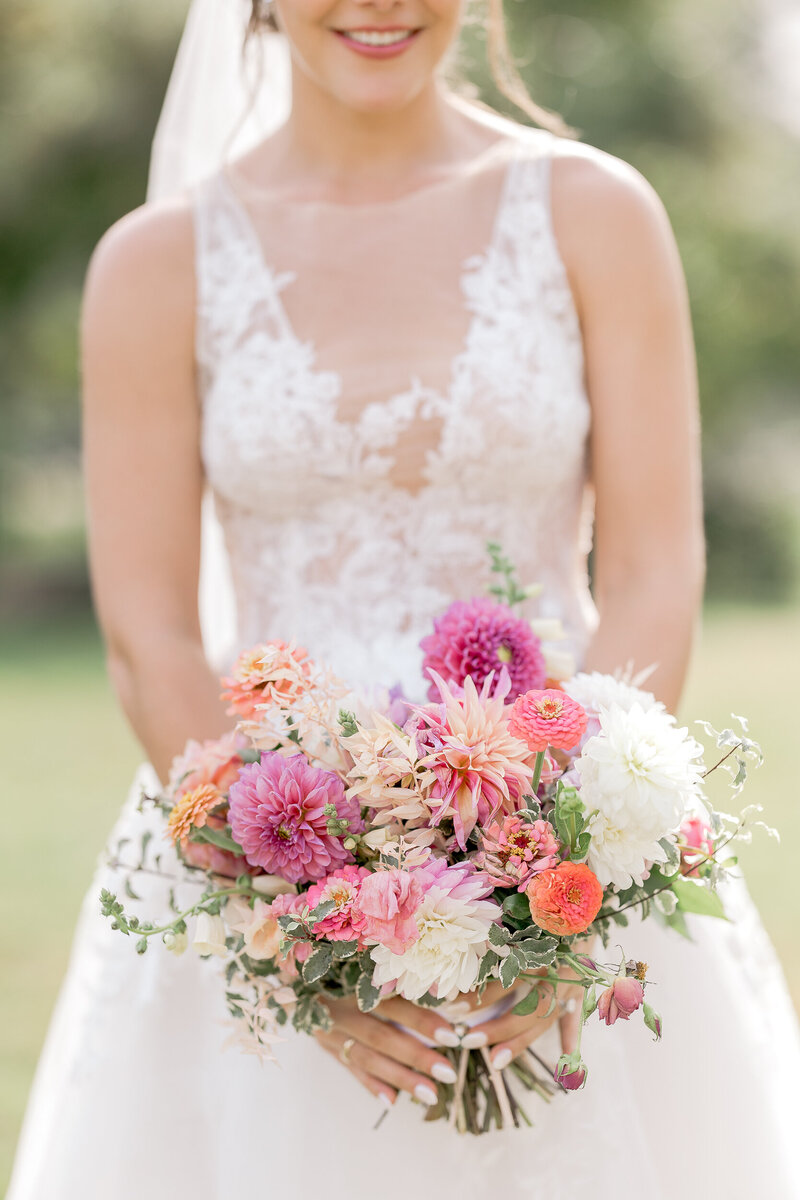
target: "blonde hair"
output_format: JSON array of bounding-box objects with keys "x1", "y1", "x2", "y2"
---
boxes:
[{"x1": 248, "y1": 0, "x2": 580, "y2": 139}]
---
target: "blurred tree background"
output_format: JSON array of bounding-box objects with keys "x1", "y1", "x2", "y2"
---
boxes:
[
  {"x1": 1, "y1": 0, "x2": 799, "y2": 612},
  {"x1": 1, "y1": 0, "x2": 799, "y2": 1187}
]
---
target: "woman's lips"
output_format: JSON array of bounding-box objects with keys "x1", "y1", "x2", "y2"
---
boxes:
[{"x1": 333, "y1": 28, "x2": 422, "y2": 59}]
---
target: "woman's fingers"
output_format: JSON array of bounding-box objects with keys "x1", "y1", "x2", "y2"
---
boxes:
[
  {"x1": 469, "y1": 981, "x2": 584, "y2": 1069},
  {"x1": 315, "y1": 1029, "x2": 397, "y2": 1107},
  {"x1": 320, "y1": 996, "x2": 459, "y2": 1102},
  {"x1": 376, "y1": 995, "x2": 461, "y2": 1047}
]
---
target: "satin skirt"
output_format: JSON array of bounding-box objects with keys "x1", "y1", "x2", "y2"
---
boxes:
[{"x1": 8, "y1": 762, "x2": 800, "y2": 1200}]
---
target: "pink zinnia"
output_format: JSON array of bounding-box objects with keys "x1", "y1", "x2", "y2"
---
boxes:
[
  {"x1": 228, "y1": 752, "x2": 363, "y2": 884},
  {"x1": 597, "y1": 977, "x2": 645, "y2": 1025},
  {"x1": 358, "y1": 868, "x2": 426, "y2": 954},
  {"x1": 305, "y1": 865, "x2": 370, "y2": 943},
  {"x1": 478, "y1": 814, "x2": 560, "y2": 891},
  {"x1": 420, "y1": 598, "x2": 546, "y2": 703},
  {"x1": 508, "y1": 689, "x2": 588, "y2": 753}
]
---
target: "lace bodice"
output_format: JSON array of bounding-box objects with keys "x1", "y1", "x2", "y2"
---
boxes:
[{"x1": 192, "y1": 125, "x2": 597, "y2": 697}]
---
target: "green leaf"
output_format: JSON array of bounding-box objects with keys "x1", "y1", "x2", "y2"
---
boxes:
[
  {"x1": 123, "y1": 878, "x2": 141, "y2": 901},
  {"x1": 477, "y1": 949, "x2": 500, "y2": 985},
  {"x1": 489, "y1": 922, "x2": 511, "y2": 947},
  {"x1": 658, "y1": 837, "x2": 681, "y2": 874},
  {"x1": 502, "y1": 892, "x2": 532, "y2": 925},
  {"x1": 356, "y1": 970, "x2": 381, "y2": 1013},
  {"x1": 499, "y1": 949, "x2": 522, "y2": 989},
  {"x1": 302, "y1": 944, "x2": 333, "y2": 984},
  {"x1": 672, "y1": 878, "x2": 727, "y2": 920},
  {"x1": 307, "y1": 899, "x2": 336, "y2": 924},
  {"x1": 188, "y1": 824, "x2": 244, "y2": 855},
  {"x1": 331, "y1": 940, "x2": 359, "y2": 960},
  {"x1": 512, "y1": 986, "x2": 541, "y2": 1016}
]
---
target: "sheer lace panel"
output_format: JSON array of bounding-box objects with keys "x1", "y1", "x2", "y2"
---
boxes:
[{"x1": 192, "y1": 126, "x2": 597, "y2": 695}]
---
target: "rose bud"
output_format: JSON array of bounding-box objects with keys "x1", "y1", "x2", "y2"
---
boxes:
[
  {"x1": 555, "y1": 1057, "x2": 588, "y2": 1091},
  {"x1": 597, "y1": 977, "x2": 645, "y2": 1026}
]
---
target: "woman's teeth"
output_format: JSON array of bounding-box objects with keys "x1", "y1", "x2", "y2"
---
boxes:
[{"x1": 342, "y1": 29, "x2": 414, "y2": 46}]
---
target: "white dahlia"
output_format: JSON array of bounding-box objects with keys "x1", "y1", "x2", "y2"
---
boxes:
[
  {"x1": 563, "y1": 671, "x2": 663, "y2": 717},
  {"x1": 575, "y1": 702, "x2": 704, "y2": 889},
  {"x1": 370, "y1": 860, "x2": 500, "y2": 1002}
]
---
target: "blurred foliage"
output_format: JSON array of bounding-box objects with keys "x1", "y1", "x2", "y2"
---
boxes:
[{"x1": 1, "y1": 0, "x2": 799, "y2": 613}]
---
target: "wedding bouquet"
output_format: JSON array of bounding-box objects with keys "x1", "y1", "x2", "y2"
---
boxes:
[{"x1": 101, "y1": 547, "x2": 773, "y2": 1133}]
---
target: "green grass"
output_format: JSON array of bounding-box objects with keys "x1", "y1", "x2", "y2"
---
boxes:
[{"x1": 0, "y1": 608, "x2": 798, "y2": 1188}]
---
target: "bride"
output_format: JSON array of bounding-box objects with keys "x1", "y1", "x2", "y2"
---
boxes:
[{"x1": 9, "y1": 0, "x2": 800, "y2": 1196}]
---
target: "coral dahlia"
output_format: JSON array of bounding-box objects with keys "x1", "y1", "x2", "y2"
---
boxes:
[
  {"x1": 526, "y1": 861, "x2": 603, "y2": 936},
  {"x1": 420, "y1": 598, "x2": 546, "y2": 703},
  {"x1": 221, "y1": 640, "x2": 312, "y2": 720}
]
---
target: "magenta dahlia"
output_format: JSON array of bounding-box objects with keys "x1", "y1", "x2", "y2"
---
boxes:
[
  {"x1": 420, "y1": 597, "x2": 546, "y2": 703},
  {"x1": 228, "y1": 752, "x2": 363, "y2": 884}
]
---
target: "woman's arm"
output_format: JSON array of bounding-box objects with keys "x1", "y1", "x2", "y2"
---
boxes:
[
  {"x1": 82, "y1": 202, "x2": 233, "y2": 783},
  {"x1": 554, "y1": 146, "x2": 706, "y2": 712}
]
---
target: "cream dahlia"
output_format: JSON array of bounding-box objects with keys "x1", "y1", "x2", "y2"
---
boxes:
[{"x1": 575, "y1": 702, "x2": 704, "y2": 889}]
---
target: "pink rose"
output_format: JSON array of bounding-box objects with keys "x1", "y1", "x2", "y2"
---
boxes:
[
  {"x1": 679, "y1": 815, "x2": 714, "y2": 877},
  {"x1": 358, "y1": 869, "x2": 425, "y2": 954},
  {"x1": 597, "y1": 977, "x2": 645, "y2": 1026}
]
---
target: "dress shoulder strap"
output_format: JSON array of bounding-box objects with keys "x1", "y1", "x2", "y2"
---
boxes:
[{"x1": 495, "y1": 127, "x2": 580, "y2": 326}]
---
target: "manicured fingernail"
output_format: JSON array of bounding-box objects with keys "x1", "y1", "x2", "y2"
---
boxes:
[
  {"x1": 461, "y1": 1031, "x2": 488, "y2": 1049},
  {"x1": 432, "y1": 1062, "x2": 458, "y2": 1084},
  {"x1": 379, "y1": 1092, "x2": 395, "y2": 1109},
  {"x1": 492, "y1": 1047, "x2": 513, "y2": 1071},
  {"x1": 433, "y1": 1028, "x2": 461, "y2": 1048},
  {"x1": 414, "y1": 1083, "x2": 438, "y2": 1106}
]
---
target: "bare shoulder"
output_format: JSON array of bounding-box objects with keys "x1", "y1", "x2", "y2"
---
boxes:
[
  {"x1": 548, "y1": 139, "x2": 683, "y2": 320},
  {"x1": 83, "y1": 196, "x2": 196, "y2": 334}
]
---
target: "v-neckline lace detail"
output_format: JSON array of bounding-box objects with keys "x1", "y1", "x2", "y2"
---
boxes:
[{"x1": 207, "y1": 140, "x2": 526, "y2": 491}]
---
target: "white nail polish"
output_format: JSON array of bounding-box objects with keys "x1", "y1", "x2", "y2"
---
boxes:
[
  {"x1": 432, "y1": 1062, "x2": 458, "y2": 1084},
  {"x1": 414, "y1": 1083, "x2": 438, "y2": 1106},
  {"x1": 492, "y1": 1048, "x2": 513, "y2": 1071},
  {"x1": 461, "y1": 1031, "x2": 488, "y2": 1049},
  {"x1": 433, "y1": 1028, "x2": 461, "y2": 1048},
  {"x1": 379, "y1": 1092, "x2": 394, "y2": 1109}
]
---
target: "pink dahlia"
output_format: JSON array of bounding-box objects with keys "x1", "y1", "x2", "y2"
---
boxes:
[
  {"x1": 413, "y1": 671, "x2": 536, "y2": 849},
  {"x1": 228, "y1": 752, "x2": 363, "y2": 884},
  {"x1": 478, "y1": 814, "x2": 560, "y2": 891},
  {"x1": 420, "y1": 598, "x2": 546, "y2": 703},
  {"x1": 508, "y1": 689, "x2": 588, "y2": 753},
  {"x1": 305, "y1": 865, "x2": 370, "y2": 943}
]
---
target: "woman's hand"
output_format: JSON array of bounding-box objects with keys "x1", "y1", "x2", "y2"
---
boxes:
[
  {"x1": 462, "y1": 976, "x2": 585, "y2": 1070},
  {"x1": 314, "y1": 995, "x2": 461, "y2": 1109}
]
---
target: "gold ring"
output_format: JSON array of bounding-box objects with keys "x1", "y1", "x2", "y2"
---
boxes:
[{"x1": 339, "y1": 1036, "x2": 356, "y2": 1065}]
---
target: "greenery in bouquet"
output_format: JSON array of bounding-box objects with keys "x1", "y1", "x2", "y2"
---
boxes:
[{"x1": 100, "y1": 547, "x2": 775, "y2": 1134}]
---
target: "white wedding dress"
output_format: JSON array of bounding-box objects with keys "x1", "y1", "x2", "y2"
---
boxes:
[{"x1": 8, "y1": 125, "x2": 800, "y2": 1200}]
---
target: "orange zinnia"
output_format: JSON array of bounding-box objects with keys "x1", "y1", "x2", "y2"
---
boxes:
[
  {"x1": 166, "y1": 783, "x2": 223, "y2": 847},
  {"x1": 526, "y1": 861, "x2": 603, "y2": 936}
]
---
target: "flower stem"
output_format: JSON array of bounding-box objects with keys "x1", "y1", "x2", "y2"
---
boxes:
[{"x1": 531, "y1": 751, "x2": 546, "y2": 795}]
